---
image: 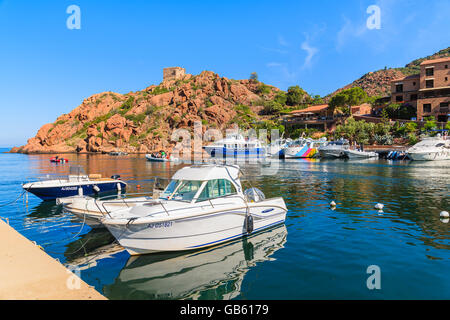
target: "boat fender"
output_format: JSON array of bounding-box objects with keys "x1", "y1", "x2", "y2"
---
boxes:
[
  {"x1": 117, "y1": 183, "x2": 122, "y2": 192},
  {"x1": 93, "y1": 185, "x2": 100, "y2": 193},
  {"x1": 244, "y1": 215, "x2": 254, "y2": 234},
  {"x1": 78, "y1": 187, "x2": 83, "y2": 196}
]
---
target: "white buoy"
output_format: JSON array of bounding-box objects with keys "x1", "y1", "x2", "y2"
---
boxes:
[
  {"x1": 330, "y1": 201, "x2": 336, "y2": 207},
  {"x1": 440, "y1": 211, "x2": 449, "y2": 218},
  {"x1": 374, "y1": 203, "x2": 384, "y2": 210}
]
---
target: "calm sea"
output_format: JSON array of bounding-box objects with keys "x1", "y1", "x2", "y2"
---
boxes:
[{"x1": 0, "y1": 147, "x2": 449, "y2": 299}]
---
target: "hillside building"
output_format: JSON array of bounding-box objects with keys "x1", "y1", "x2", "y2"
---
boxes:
[{"x1": 390, "y1": 57, "x2": 450, "y2": 122}]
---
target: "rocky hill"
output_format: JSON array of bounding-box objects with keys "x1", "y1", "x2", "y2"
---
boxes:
[
  {"x1": 11, "y1": 71, "x2": 280, "y2": 154},
  {"x1": 328, "y1": 47, "x2": 450, "y2": 99}
]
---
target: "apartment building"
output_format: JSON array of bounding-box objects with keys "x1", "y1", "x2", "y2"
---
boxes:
[{"x1": 390, "y1": 56, "x2": 450, "y2": 122}]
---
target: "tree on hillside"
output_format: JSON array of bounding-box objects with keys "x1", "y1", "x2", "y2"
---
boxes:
[
  {"x1": 328, "y1": 87, "x2": 368, "y2": 115},
  {"x1": 286, "y1": 85, "x2": 308, "y2": 106},
  {"x1": 249, "y1": 72, "x2": 258, "y2": 82}
]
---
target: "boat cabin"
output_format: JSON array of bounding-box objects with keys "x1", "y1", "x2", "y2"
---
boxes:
[{"x1": 159, "y1": 165, "x2": 243, "y2": 203}]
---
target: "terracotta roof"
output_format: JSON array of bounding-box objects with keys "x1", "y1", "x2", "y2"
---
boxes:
[
  {"x1": 420, "y1": 57, "x2": 450, "y2": 65},
  {"x1": 289, "y1": 104, "x2": 328, "y2": 114},
  {"x1": 391, "y1": 74, "x2": 420, "y2": 82}
]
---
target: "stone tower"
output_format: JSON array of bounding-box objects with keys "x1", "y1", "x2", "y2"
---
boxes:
[{"x1": 163, "y1": 67, "x2": 186, "y2": 82}]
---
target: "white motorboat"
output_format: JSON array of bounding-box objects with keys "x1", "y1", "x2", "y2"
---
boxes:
[
  {"x1": 318, "y1": 139, "x2": 350, "y2": 158},
  {"x1": 344, "y1": 149, "x2": 378, "y2": 159},
  {"x1": 203, "y1": 133, "x2": 267, "y2": 159},
  {"x1": 406, "y1": 137, "x2": 450, "y2": 161},
  {"x1": 102, "y1": 164, "x2": 287, "y2": 255}
]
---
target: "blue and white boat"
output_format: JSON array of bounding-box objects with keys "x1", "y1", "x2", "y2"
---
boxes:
[
  {"x1": 203, "y1": 134, "x2": 266, "y2": 159},
  {"x1": 22, "y1": 166, "x2": 127, "y2": 201}
]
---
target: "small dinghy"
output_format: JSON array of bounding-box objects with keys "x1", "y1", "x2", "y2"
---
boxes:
[
  {"x1": 50, "y1": 156, "x2": 69, "y2": 163},
  {"x1": 22, "y1": 166, "x2": 127, "y2": 201},
  {"x1": 344, "y1": 149, "x2": 378, "y2": 159},
  {"x1": 109, "y1": 151, "x2": 128, "y2": 156},
  {"x1": 145, "y1": 154, "x2": 179, "y2": 162},
  {"x1": 101, "y1": 164, "x2": 288, "y2": 255}
]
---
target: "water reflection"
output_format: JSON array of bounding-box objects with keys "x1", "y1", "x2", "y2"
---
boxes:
[{"x1": 103, "y1": 225, "x2": 287, "y2": 300}]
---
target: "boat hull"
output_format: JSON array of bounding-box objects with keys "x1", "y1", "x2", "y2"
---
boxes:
[
  {"x1": 318, "y1": 149, "x2": 346, "y2": 158},
  {"x1": 283, "y1": 146, "x2": 317, "y2": 158},
  {"x1": 344, "y1": 150, "x2": 378, "y2": 159},
  {"x1": 203, "y1": 146, "x2": 266, "y2": 159},
  {"x1": 103, "y1": 200, "x2": 286, "y2": 255},
  {"x1": 407, "y1": 151, "x2": 450, "y2": 161},
  {"x1": 23, "y1": 181, "x2": 127, "y2": 201}
]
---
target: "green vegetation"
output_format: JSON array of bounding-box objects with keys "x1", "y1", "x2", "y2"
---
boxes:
[
  {"x1": 230, "y1": 104, "x2": 258, "y2": 129},
  {"x1": 151, "y1": 86, "x2": 172, "y2": 95},
  {"x1": 125, "y1": 113, "x2": 146, "y2": 125},
  {"x1": 328, "y1": 87, "x2": 368, "y2": 115},
  {"x1": 383, "y1": 103, "x2": 416, "y2": 120},
  {"x1": 256, "y1": 83, "x2": 272, "y2": 96},
  {"x1": 424, "y1": 116, "x2": 437, "y2": 131},
  {"x1": 286, "y1": 85, "x2": 308, "y2": 106},
  {"x1": 118, "y1": 96, "x2": 135, "y2": 115}
]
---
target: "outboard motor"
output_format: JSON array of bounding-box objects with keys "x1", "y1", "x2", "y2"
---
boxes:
[
  {"x1": 244, "y1": 188, "x2": 265, "y2": 203},
  {"x1": 111, "y1": 174, "x2": 121, "y2": 180}
]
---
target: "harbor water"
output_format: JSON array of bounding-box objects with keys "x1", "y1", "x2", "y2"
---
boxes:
[{"x1": 0, "y1": 148, "x2": 449, "y2": 299}]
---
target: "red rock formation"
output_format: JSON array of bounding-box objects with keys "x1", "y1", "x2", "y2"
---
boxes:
[{"x1": 12, "y1": 71, "x2": 279, "y2": 154}]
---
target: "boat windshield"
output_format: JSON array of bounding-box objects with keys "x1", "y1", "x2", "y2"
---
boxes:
[
  {"x1": 196, "y1": 179, "x2": 237, "y2": 202},
  {"x1": 160, "y1": 179, "x2": 203, "y2": 202}
]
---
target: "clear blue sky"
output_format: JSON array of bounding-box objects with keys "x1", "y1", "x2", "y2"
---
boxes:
[{"x1": 0, "y1": 0, "x2": 449, "y2": 147}]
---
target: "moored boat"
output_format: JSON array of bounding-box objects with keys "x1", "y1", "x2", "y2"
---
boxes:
[
  {"x1": 203, "y1": 134, "x2": 267, "y2": 159},
  {"x1": 406, "y1": 137, "x2": 450, "y2": 161},
  {"x1": 318, "y1": 139, "x2": 349, "y2": 158},
  {"x1": 101, "y1": 164, "x2": 287, "y2": 255},
  {"x1": 344, "y1": 149, "x2": 378, "y2": 159},
  {"x1": 282, "y1": 138, "x2": 326, "y2": 158},
  {"x1": 50, "y1": 156, "x2": 69, "y2": 163},
  {"x1": 145, "y1": 154, "x2": 179, "y2": 162},
  {"x1": 22, "y1": 166, "x2": 127, "y2": 201}
]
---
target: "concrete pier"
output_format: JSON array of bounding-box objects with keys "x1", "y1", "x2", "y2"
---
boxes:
[{"x1": 0, "y1": 220, "x2": 106, "y2": 300}]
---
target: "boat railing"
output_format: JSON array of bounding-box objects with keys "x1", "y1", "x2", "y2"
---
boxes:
[
  {"x1": 98, "y1": 194, "x2": 248, "y2": 219},
  {"x1": 93, "y1": 191, "x2": 156, "y2": 217},
  {"x1": 22, "y1": 174, "x2": 75, "y2": 186}
]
